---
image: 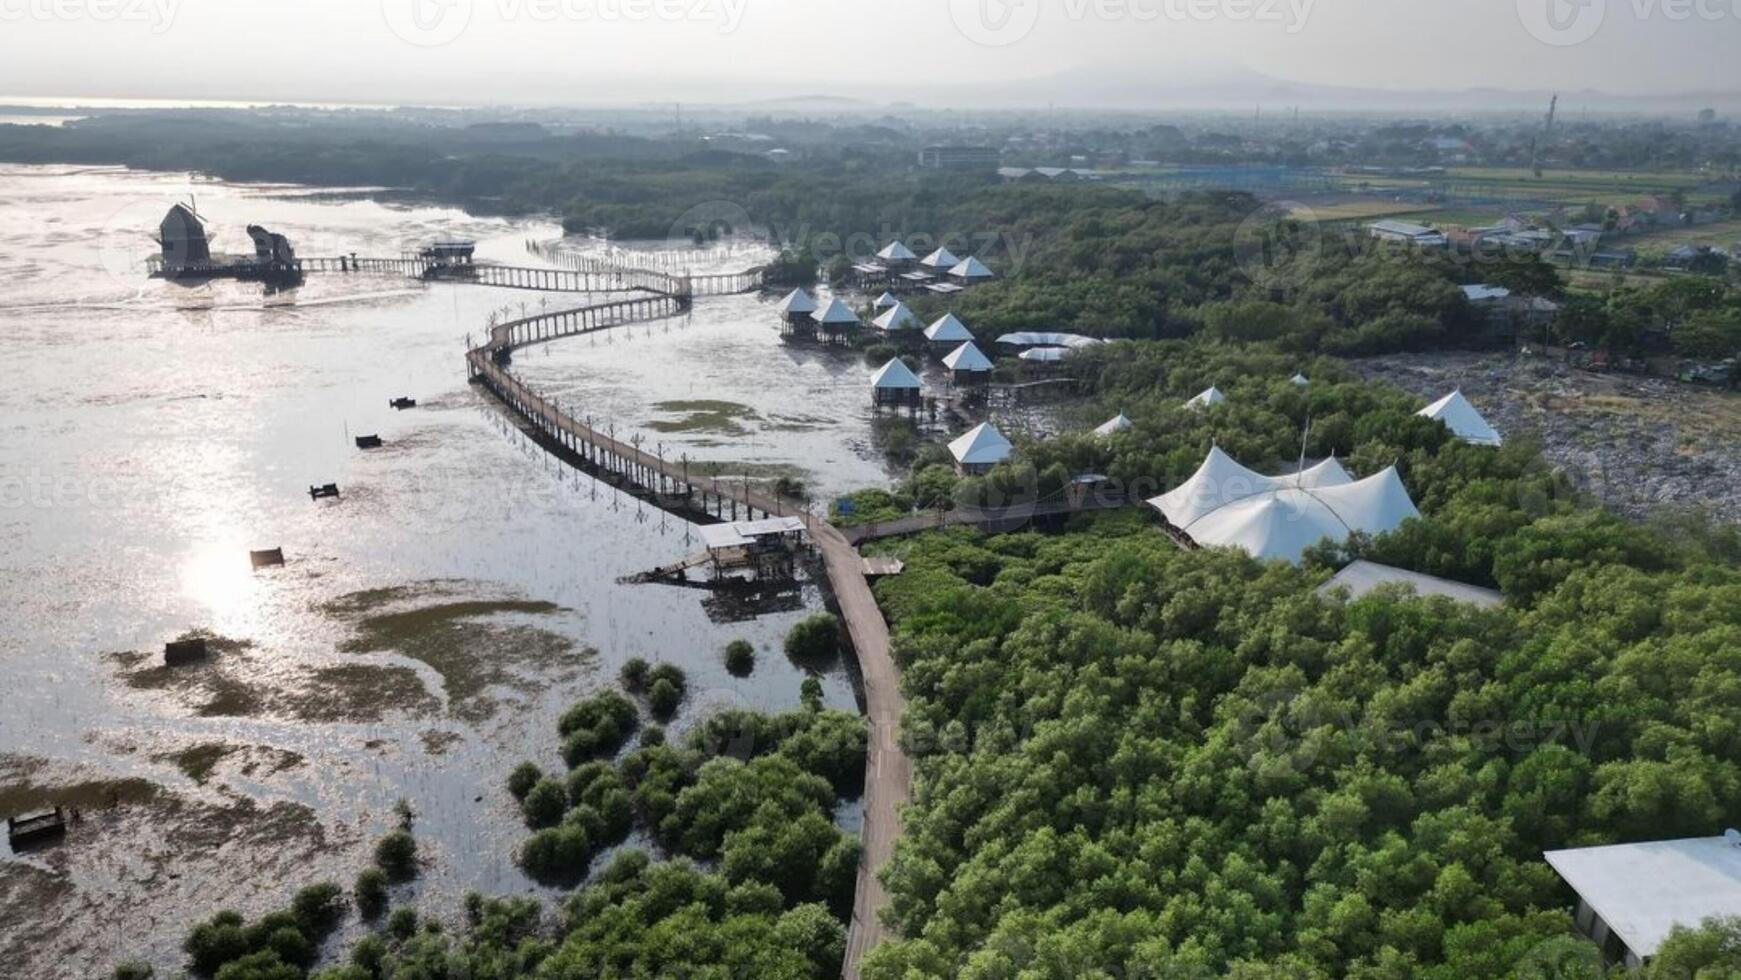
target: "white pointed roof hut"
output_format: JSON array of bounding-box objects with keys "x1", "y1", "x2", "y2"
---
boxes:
[
  {"x1": 921, "y1": 247, "x2": 961, "y2": 270},
  {"x1": 870, "y1": 358, "x2": 922, "y2": 391},
  {"x1": 877, "y1": 241, "x2": 918, "y2": 263},
  {"x1": 924, "y1": 313, "x2": 974, "y2": 344},
  {"x1": 775, "y1": 288, "x2": 818, "y2": 315},
  {"x1": 1094, "y1": 413, "x2": 1134, "y2": 437},
  {"x1": 1419, "y1": 391, "x2": 1503, "y2": 446},
  {"x1": 1148, "y1": 449, "x2": 1417, "y2": 564},
  {"x1": 942, "y1": 342, "x2": 993, "y2": 373},
  {"x1": 949, "y1": 422, "x2": 1013, "y2": 471},
  {"x1": 1184, "y1": 387, "x2": 1228, "y2": 410},
  {"x1": 1291, "y1": 373, "x2": 1311, "y2": 386},
  {"x1": 949, "y1": 256, "x2": 995, "y2": 281},
  {"x1": 872, "y1": 291, "x2": 901, "y2": 310},
  {"x1": 872, "y1": 302, "x2": 920, "y2": 332},
  {"x1": 810, "y1": 297, "x2": 860, "y2": 326}
]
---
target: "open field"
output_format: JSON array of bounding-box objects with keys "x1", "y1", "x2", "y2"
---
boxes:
[{"x1": 1621, "y1": 217, "x2": 1741, "y2": 253}]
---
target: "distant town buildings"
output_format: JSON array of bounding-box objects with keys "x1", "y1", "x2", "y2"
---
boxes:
[{"x1": 918, "y1": 145, "x2": 1001, "y2": 169}]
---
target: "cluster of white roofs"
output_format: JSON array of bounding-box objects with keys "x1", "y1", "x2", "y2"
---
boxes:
[
  {"x1": 1149, "y1": 449, "x2": 1421, "y2": 563},
  {"x1": 874, "y1": 241, "x2": 996, "y2": 282},
  {"x1": 1102, "y1": 381, "x2": 1509, "y2": 564}
]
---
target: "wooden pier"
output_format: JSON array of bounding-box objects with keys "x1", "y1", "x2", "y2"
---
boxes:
[
  {"x1": 462, "y1": 287, "x2": 910, "y2": 978},
  {"x1": 526, "y1": 239, "x2": 768, "y2": 297}
]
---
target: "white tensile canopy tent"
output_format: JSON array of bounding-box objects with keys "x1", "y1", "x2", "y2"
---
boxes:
[
  {"x1": 872, "y1": 291, "x2": 901, "y2": 310},
  {"x1": 942, "y1": 342, "x2": 993, "y2": 373},
  {"x1": 948, "y1": 422, "x2": 1013, "y2": 468},
  {"x1": 921, "y1": 247, "x2": 961, "y2": 270},
  {"x1": 1094, "y1": 413, "x2": 1134, "y2": 437},
  {"x1": 1419, "y1": 390, "x2": 1504, "y2": 446},
  {"x1": 1148, "y1": 447, "x2": 1420, "y2": 564},
  {"x1": 1020, "y1": 347, "x2": 1072, "y2": 363},
  {"x1": 1184, "y1": 386, "x2": 1228, "y2": 410},
  {"x1": 996, "y1": 332, "x2": 1103, "y2": 350},
  {"x1": 924, "y1": 313, "x2": 974, "y2": 343},
  {"x1": 948, "y1": 256, "x2": 995, "y2": 281},
  {"x1": 870, "y1": 358, "x2": 923, "y2": 390},
  {"x1": 810, "y1": 297, "x2": 860, "y2": 326},
  {"x1": 872, "y1": 302, "x2": 920, "y2": 332},
  {"x1": 775, "y1": 288, "x2": 818, "y2": 315},
  {"x1": 1291, "y1": 373, "x2": 1311, "y2": 386},
  {"x1": 877, "y1": 241, "x2": 918, "y2": 263}
]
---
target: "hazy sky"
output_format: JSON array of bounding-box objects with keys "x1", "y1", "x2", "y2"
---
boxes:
[{"x1": 0, "y1": 0, "x2": 1736, "y2": 108}]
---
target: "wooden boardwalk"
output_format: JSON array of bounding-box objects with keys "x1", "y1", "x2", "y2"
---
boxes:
[
  {"x1": 842, "y1": 495, "x2": 1136, "y2": 546},
  {"x1": 464, "y1": 294, "x2": 913, "y2": 978}
]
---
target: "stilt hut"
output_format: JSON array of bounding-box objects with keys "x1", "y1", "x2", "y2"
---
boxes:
[
  {"x1": 876, "y1": 241, "x2": 918, "y2": 274},
  {"x1": 870, "y1": 358, "x2": 924, "y2": 411},
  {"x1": 811, "y1": 297, "x2": 860, "y2": 344},
  {"x1": 924, "y1": 313, "x2": 974, "y2": 348},
  {"x1": 1184, "y1": 386, "x2": 1228, "y2": 410},
  {"x1": 948, "y1": 256, "x2": 996, "y2": 285},
  {"x1": 871, "y1": 301, "x2": 921, "y2": 336},
  {"x1": 872, "y1": 291, "x2": 901, "y2": 311},
  {"x1": 776, "y1": 288, "x2": 820, "y2": 339},
  {"x1": 921, "y1": 247, "x2": 960, "y2": 274},
  {"x1": 948, "y1": 422, "x2": 1013, "y2": 475},
  {"x1": 1094, "y1": 413, "x2": 1134, "y2": 437},
  {"x1": 942, "y1": 341, "x2": 994, "y2": 384}
]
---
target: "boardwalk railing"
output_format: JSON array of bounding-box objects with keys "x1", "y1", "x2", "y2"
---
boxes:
[
  {"x1": 527, "y1": 239, "x2": 767, "y2": 297},
  {"x1": 459, "y1": 275, "x2": 908, "y2": 980}
]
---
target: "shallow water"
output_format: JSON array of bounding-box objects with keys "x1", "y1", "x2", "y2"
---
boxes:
[{"x1": 0, "y1": 165, "x2": 886, "y2": 977}]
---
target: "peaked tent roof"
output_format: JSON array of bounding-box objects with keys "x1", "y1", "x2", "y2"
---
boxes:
[
  {"x1": 924, "y1": 313, "x2": 974, "y2": 343},
  {"x1": 1291, "y1": 373, "x2": 1311, "y2": 386},
  {"x1": 1149, "y1": 448, "x2": 1354, "y2": 533},
  {"x1": 811, "y1": 297, "x2": 860, "y2": 325},
  {"x1": 877, "y1": 241, "x2": 918, "y2": 262},
  {"x1": 949, "y1": 256, "x2": 995, "y2": 279},
  {"x1": 1094, "y1": 413, "x2": 1134, "y2": 437},
  {"x1": 872, "y1": 291, "x2": 901, "y2": 310},
  {"x1": 1149, "y1": 452, "x2": 1419, "y2": 563},
  {"x1": 996, "y1": 332, "x2": 1103, "y2": 350},
  {"x1": 1020, "y1": 347, "x2": 1072, "y2": 363},
  {"x1": 942, "y1": 342, "x2": 993, "y2": 373},
  {"x1": 948, "y1": 422, "x2": 1013, "y2": 466},
  {"x1": 1185, "y1": 386, "x2": 1228, "y2": 409},
  {"x1": 775, "y1": 288, "x2": 818, "y2": 315},
  {"x1": 921, "y1": 247, "x2": 961, "y2": 269},
  {"x1": 1419, "y1": 390, "x2": 1503, "y2": 446},
  {"x1": 870, "y1": 358, "x2": 922, "y2": 390},
  {"x1": 872, "y1": 302, "x2": 920, "y2": 332}
]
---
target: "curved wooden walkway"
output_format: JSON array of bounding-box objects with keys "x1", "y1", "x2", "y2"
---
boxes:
[{"x1": 462, "y1": 292, "x2": 909, "y2": 978}]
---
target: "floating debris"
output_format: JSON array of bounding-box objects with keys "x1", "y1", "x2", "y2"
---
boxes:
[
  {"x1": 164, "y1": 637, "x2": 209, "y2": 666},
  {"x1": 308, "y1": 483, "x2": 340, "y2": 501},
  {"x1": 355, "y1": 435, "x2": 384, "y2": 450},
  {"x1": 249, "y1": 548, "x2": 285, "y2": 569},
  {"x1": 389, "y1": 397, "x2": 417, "y2": 410},
  {"x1": 7, "y1": 807, "x2": 68, "y2": 850}
]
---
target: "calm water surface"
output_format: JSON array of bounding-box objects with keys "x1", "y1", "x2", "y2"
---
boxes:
[{"x1": 0, "y1": 165, "x2": 893, "y2": 977}]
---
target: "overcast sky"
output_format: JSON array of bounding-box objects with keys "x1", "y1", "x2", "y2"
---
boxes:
[{"x1": 0, "y1": 0, "x2": 1736, "y2": 109}]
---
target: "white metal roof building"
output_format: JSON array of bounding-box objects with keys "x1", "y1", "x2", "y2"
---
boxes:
[
  {"x1": 948, "y1": 422, "x2": 1013, "y2": 474},
  {"x1": 948, "y1": 256, "x2": 995, "y2": 281},
  {"x1": 873, "y1": 291, "x2": 901, "y2": 310},
  {"x1": 995, "y1": 332, "x2": 1104, "y2": 350},
  {"x1": 924, "y1": 314, "x2": 974, "y2": 344},
  {"x1": 1545, "y1": 835, "x2": 1741, "y2": 968},
  {"x1": 1419, "y1": 390, "x2": 1504, "y2": 446},
  {"x1": 921, "y1": 247, "x2": 960, "y2": 270},
  {"x1": 810, "y1": 297, "x2": 860, "y2": 326},
  {"x1": 1148, "y1": 448, "x2": 1421, "y2": 564},
  {"x1": 1291, "y1": 373, "x2": 1311, "y2": 386},
  {"x1": 942, "y1": 341, "x2": 993, "y2": 374},
  {"x1": 870, "y1": 358, "x2": 923, "y2": 390},
  {"x1": 775, "y1": 288, "x2": 818, "y2": 315},
  {"x1": 872, "y1": 302, "x2": 920, "y2": 332},
  {"x1": 877, "y1": 241, "x2": 917, "y2": 263},
  {"x1": 696, "y1": 516, "x2": 808, "y2": 552},
  {"x1": 1318, "y1": 560, "x2": 1503, "y2": 609}
]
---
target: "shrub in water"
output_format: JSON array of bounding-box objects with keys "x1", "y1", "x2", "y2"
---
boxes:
[
  {"x1": 724, "y1": 639, "x2": 756, "y2": 676},
  {"x1": 648, "y1": 677, "x2": 682, "y2": 720},
  {"x1": 786, "y1": 614, "x2": 839, "y2": 664},
  {"x1": 619, "y1": 657, "x2": 651, "y2": 692},
  {"x1": 521, "y1": 778, "x2": 568, "y2": 829},
  {"x1": 374, "y1": 830, "x2": 417, "y2": 882},
  {"x1": 506, "y1": 761, "x2": 543, "y2": 800},
  {"x1": 354, "y1": 867, "x2": 388, "y2": 921}
]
